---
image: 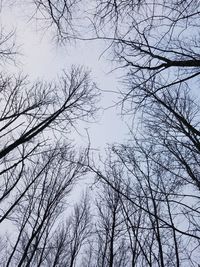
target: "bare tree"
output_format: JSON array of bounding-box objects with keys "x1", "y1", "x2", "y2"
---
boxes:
[
  {"x1": 0, "y1": 66, "x2": 98, "y2": 219},
  {"x1": 80, "y1": 2, "x2": 200, "y2": 264},
  {"x1": 44, "y1": 193, "x2": 91, "y2": 267},
  {"x1": 27, "y1": 0, "x2": 200, "y2": 91},
  {"x1": 83, "y1": 164, "x2": 133, "y2": 267},
  {"x1": 0, "y1": 5, "x2": 98, "y2": 264},
  {"x1": 91, "y1": 0, "x2": 200, "y2": 98},
  {"x1": 90, "y1": 139, "x2": 200, "y2": 266},
  {"x1": 20, "y1": 0, "x2": 82, "y2": 41},
  {"x1": 1, "y1": 146, "x2": 93, "y2": 267},
  {"x1": 1, "y1": 1, "x2": 200, "y2": 266}
]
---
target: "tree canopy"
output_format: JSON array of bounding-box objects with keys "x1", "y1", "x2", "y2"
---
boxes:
[{"x1": 0, "y1": 0, "x2": 200, "y2": 266}]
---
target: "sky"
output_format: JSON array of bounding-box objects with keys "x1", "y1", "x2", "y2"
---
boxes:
[{"x1": 0, "y1": 2, "x2": 128, "y2": 155}]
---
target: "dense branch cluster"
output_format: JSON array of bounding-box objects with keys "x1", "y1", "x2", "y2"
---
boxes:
[{"x1": 0, "y1": 0, "x2": 200, "y2": 266}]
